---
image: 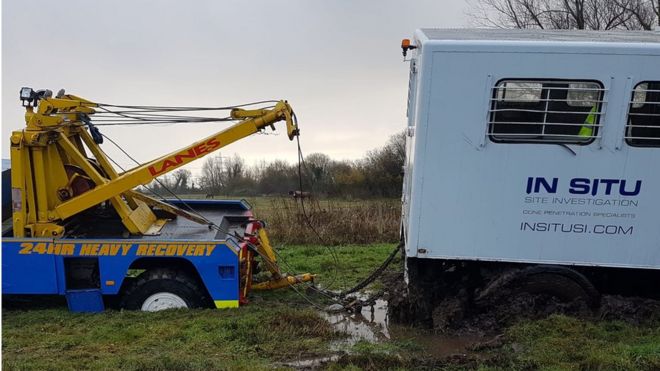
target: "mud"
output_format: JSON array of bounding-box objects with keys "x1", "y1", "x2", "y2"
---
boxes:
[
  {"x1": 294, "y1": 290, "x2": 660, "y2": 370},
  {"x1": 391, "y1": 283, "x2": 660, "y2": 333},
  {"x1": 300, "y1": 270, "x2": 660, "y2": 369},
  {"x1": 443, "y1": 293, "x2": 660, "y2": 332},
  {"x1": 599, "y1": 295, "x2": 660, "y2": 324},
  {"x1": 435, "y1": 292, "x2": 593, "y2": 332}
]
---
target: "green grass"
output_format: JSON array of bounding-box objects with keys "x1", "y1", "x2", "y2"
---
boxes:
[
  {"x1": 3, "y1": 243, "x2": 660, "y2": 371},
  {"x1": 490, "y1": 315, "x2": 660, "y2": 371},
  {"x1": 2, "y1": 244, "x2": 397, "y2": 371},
  {"x1": 275, "y1": 243, "x2": 401, "y2": 291},
  {"x1": 2, "y1": 306, "x2": 337, "y2": 370}
]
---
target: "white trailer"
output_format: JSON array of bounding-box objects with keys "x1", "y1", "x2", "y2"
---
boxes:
[{"x1": 400, "y1": 29, "x2": 660, "y2": 321}]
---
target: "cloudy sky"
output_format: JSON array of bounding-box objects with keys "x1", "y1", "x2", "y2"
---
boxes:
[{"x1": 2, "y1": 0, "x2": 469, "y2": 175}]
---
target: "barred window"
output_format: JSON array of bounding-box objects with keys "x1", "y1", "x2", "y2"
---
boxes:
[
  {"x1": 489, "y1": 79, "x2": 604, "y2": 144},
  {"x1": 626, "y1": 81, "x2": 660, "y2": 147}
]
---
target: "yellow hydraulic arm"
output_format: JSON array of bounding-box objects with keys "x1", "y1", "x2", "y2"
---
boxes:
[
  {"x1": 10, "y1": 88, "x2": 299, "y2": 238},
  {"x1": 53, "y1": 101, "x2": 298, "y2": 221}
]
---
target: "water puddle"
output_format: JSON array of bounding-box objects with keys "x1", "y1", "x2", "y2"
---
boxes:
[
  {"x1": 321, "y1": 296, "x2": 487, "y2": 357},
  {"x1": 282, "y1": 296, "x2": 487, "y2": 369},
  {"x1": 391, "y1": 329, "x2": 486, "y2": 359},
  {"x1": 320, "y1": 299, "x2": 390, "y2": 346},
  {"x1": 281, "y1": 355, "x2": 341, "y2": 369}
]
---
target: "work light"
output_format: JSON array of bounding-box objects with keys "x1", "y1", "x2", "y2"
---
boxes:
[{"x1": 20, "y1": 87, "x2": 34, "y2": 104}]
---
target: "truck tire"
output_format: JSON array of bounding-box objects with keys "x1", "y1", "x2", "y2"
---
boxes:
[
  {"x1": 476, "y1": 265, "x2": 600, "y2": 309},
  {"x1": 120, "y1": 268, "x2": 211, "y2": 311}
]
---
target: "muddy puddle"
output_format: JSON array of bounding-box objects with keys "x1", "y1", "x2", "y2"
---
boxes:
[
  {"x1": 281, "y1": 297, "x2": 487, "y2": 369},
  {"x1": 283, "y1": 288, "x2": 660, "y2": 369},
  {"x1": 320, "y1": 299, "x2": 484, "y2": 358},
  {"x1": 322, "y1": 298, "x2": 485, "y2": 357},
  {"x1": 320, "y1": 299, "x2": 390, "y2": 346},
  {"x1": 283, "y1": 355, "x2": 341, "y2": 369}
]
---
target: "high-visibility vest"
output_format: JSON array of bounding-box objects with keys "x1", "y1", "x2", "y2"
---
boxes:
[{"x1": 579, "y1": 106, "x2": 598, "y2": 137}]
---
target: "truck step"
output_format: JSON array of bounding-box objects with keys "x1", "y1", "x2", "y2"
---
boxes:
[{"x1": 65, "y1": 289, "x2": 104, "y2": 313}]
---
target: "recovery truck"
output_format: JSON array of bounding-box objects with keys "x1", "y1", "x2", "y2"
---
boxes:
[
  {"x1": 398, "y1": 29, "x2": 660, "y2": 324},
  {"x1": 2, "y1": 87, "x2": 313, "y2": 312}
]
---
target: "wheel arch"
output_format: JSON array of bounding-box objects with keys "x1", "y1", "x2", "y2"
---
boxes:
[
  {"x1": 118, "y1": 257, "x2": 212, "y2": 301},
  {"x1": 476, "y1": 264, "x2": 601, "y2": 308}
]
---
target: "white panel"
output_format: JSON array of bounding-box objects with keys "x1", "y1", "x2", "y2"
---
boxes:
[{"x1": 404, "y1": 42, "x2": 660, "y2": 270}]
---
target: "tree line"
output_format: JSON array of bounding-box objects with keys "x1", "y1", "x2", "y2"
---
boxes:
[{"x1": 147, "y1": 131, "x2": 406, "y2": 198}]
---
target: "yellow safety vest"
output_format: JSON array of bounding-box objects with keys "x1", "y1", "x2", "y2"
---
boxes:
[{"x1": 579, "y1": 106, "x2": 598, "y2": 137}]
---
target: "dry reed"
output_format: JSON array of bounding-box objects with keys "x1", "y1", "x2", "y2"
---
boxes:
[{"x1": 253, "y1": 198, "x2": 401, "y2": 245}]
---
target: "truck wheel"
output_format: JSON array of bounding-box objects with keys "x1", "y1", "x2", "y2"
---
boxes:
[
  {"x1": 120, "y1": 268, "x2": 210, "y2": 311},
  {"x1": 476, "y1": 265, "x2": 600, "y2": 308},
  {"x1": 519, "y1": 266, "x2": 600, "y2": 307}
]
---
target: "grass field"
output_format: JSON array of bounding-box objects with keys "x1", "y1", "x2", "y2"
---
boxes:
[
  {"x1": 1, "y1": 244, "x2": 397, "y2": 371},
  {"x1": 3, "y1": 244, "x2": 660, "y2": 370}
]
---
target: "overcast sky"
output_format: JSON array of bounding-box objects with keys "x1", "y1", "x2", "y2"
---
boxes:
[{"x1": 2, "y1": 0, "x2": 469, "y2": 175}]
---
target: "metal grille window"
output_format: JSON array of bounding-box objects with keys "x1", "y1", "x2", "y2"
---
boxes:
[
  {"x1": 489, "y1": 79, "x2": 605, "y2": 144},
  {"x1": 626, "y1": 81, "x2": 660, "y2": 147}
]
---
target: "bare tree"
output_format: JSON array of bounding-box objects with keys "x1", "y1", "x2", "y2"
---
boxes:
[
  {"x1": 148, "y1": 174, "x2": 175, "y2": 192},
  {"x1": 362, "y1": 131, "x2": 407, "y2": 197},
  {"x1": 305, "y1": 153, "x2": 332, "y2": 182},
  {"x1": 200, "y1": 154, "x2": 225, "y2": 193},
  {"x1": 471, "y1": 0, "x2": 658, "y2": 29},
  {"x1": 199, "y1": 154, "x2": 251, "y2": 194},
  {"x1": 171, "y1": 169, "x2": 192, "y2": 193},
  {"x1": 617, "y1": 0, "x2": 660, "y2": 29},
  {"x1": 224, "y1": 154, "x2": 245, "y2": 181}
]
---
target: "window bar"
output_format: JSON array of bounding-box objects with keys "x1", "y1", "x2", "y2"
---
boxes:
[{"x1": 541, "y1": 89, "x2": 550, "y2": 136}]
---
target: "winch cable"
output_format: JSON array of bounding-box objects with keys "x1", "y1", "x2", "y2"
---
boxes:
[
  {"x1": 230, "y1": 111, "x2": 383, "y2": 306},
  {"x1": 100, "y1": 133, "x2": 238, "y2": 241},
  {"x1": 337, "y1": 240, "x2": 403, "y2": 298},
  {"x1": 292, "y1": 114, "x2": 341, "y2": 290},
  {"x1": 92, "y1": 106, "x2": 233, "y2": 126},
  {"x1": 268, "y1": 245, "x2": 339, "y2": 306},
  {"x1": 96, "y1": 99, "x2": 280, "y2": 111},
  {"x1": 78, "y1": 100, "x2": 280, "y2": 126},
  {"x1": 97, "y1": 138, "x2": 171, "y2": 202},
  {"x1": 291, "y1": 112, "x2": 404, "y2": 303},
  {"x1": 270, "y1": 226, "x2": 404, "y2": 307}
]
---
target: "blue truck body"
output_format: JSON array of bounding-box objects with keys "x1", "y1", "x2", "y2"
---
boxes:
[
  {"x1": 2, "y1": 236, "x2": 241, "y2": 307},
  {"x1": 2, "y1": 168, "x2": 248, "y2": 311}
]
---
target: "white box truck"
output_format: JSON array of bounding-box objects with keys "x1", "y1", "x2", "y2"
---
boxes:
[{"x1": 399, "y1": 29, "x2": 660, "y2": 323}]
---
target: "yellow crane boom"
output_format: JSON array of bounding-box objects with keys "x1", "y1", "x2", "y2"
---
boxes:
[{"x1": 10, "y1": 88, "x2": 299, "y2": 238}]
